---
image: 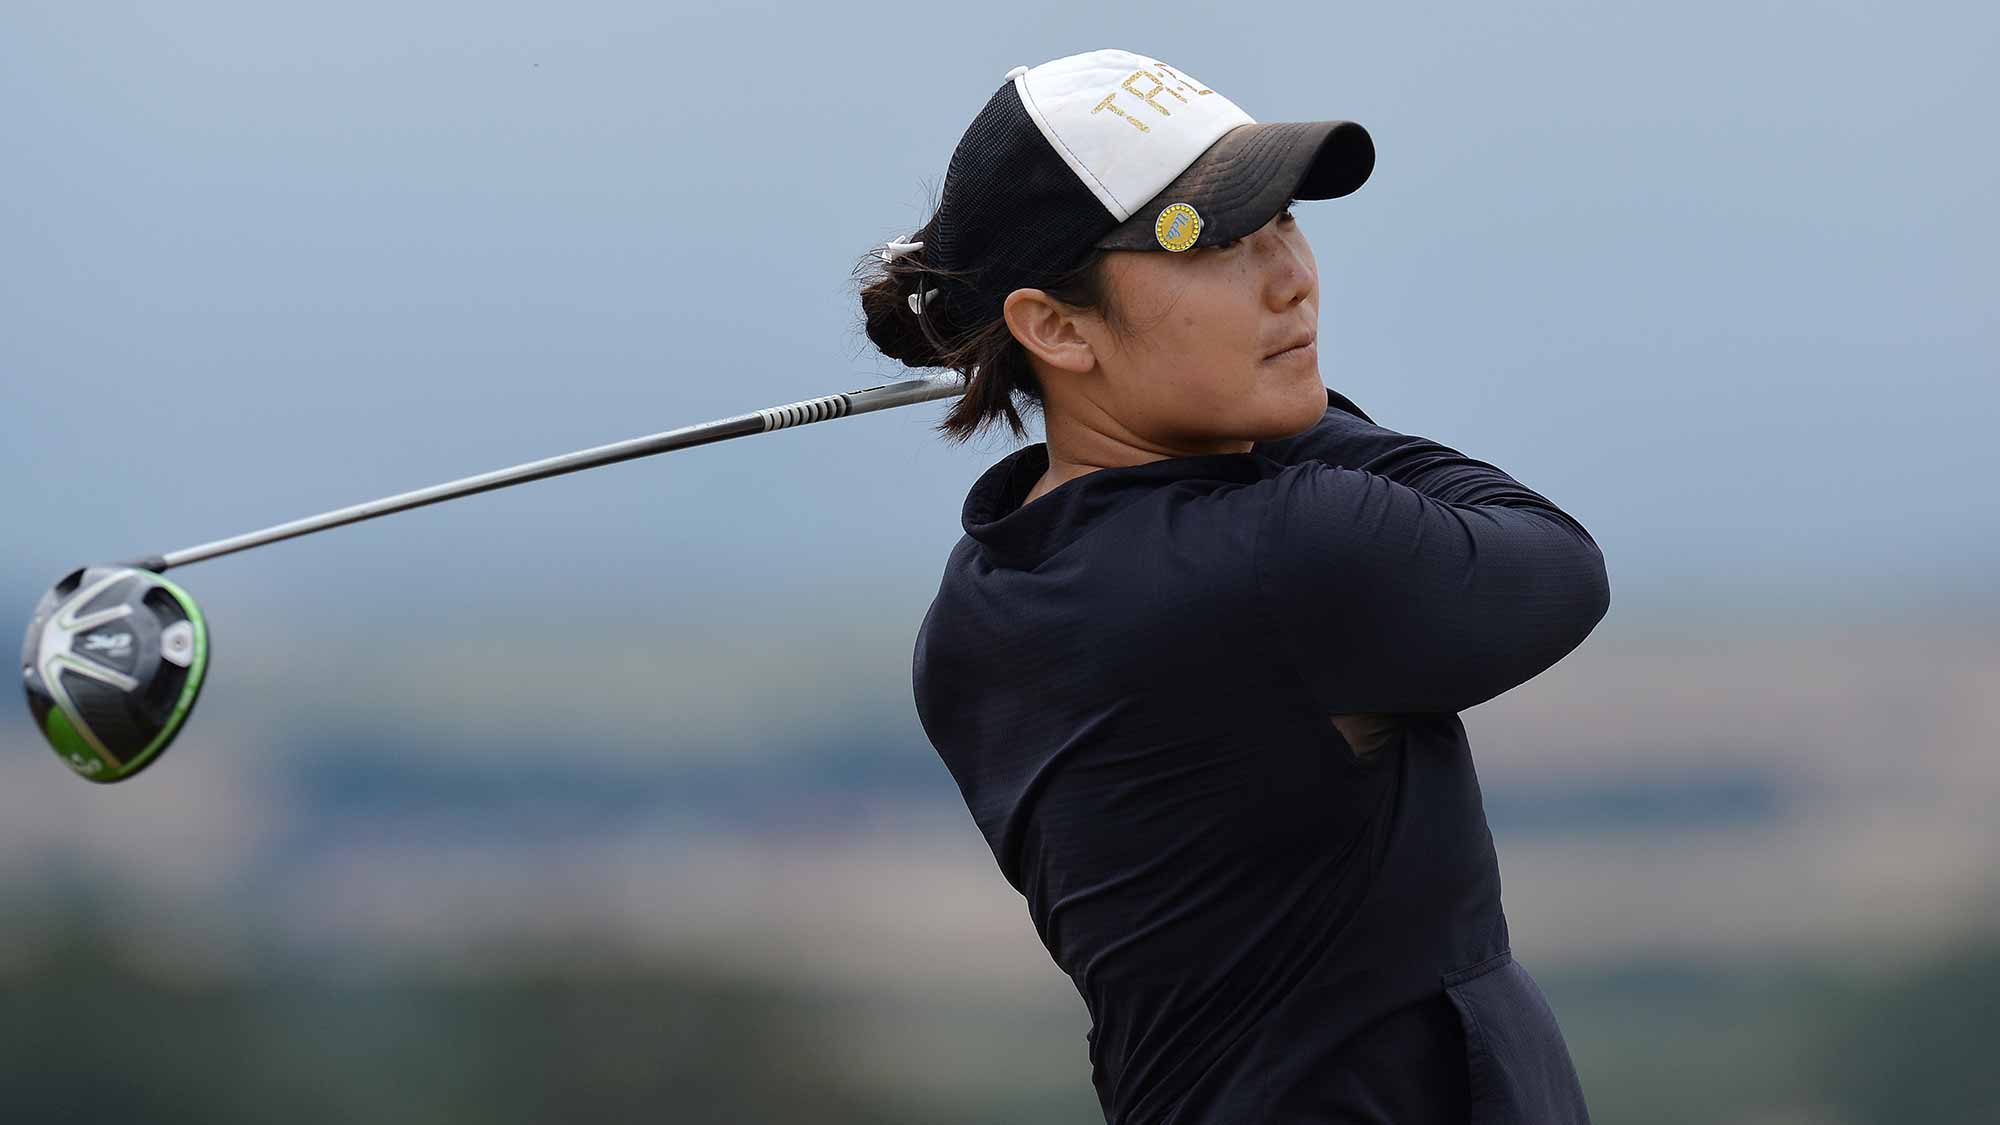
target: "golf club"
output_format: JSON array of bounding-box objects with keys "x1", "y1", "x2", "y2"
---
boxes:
[{"x1": 21, "y1": 375, "x2": 965, "y2": 784}]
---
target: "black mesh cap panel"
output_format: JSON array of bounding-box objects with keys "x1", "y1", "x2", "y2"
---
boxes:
[{"x1": 924, "y1": 81, "x2": 1117, "y2": 337}]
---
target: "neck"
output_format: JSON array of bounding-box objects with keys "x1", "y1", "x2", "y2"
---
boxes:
[{"x1": 1038, "y1": 399, "x2": 1254, "y2": 492}]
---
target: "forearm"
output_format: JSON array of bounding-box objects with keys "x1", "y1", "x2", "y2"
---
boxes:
[
  {"x1": 1252, "y1": 386, "x2": 1599, "y2": 550},
  {"x1": 1255, "y1": 387, "x2": 1611, "y2": 715}
]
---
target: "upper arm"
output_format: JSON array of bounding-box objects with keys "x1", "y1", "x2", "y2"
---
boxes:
[{"x1": 1254, "y1": 462, "x2": 1610, "y2": 715}]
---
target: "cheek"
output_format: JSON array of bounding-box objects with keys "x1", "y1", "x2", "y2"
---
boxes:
[
  {"x1": 1226, "y1": 292, "x2": 1274, "y2": 367},
  {"x1": 1122, "y1": 279, "x2": 1211, "y2": 363},
  {"x1": 1170, "y1": 281, "x2": 1259, "y2": 357},
  {"x1": 1112, "y1": 265, "x2": 1264, "y2": 376}
]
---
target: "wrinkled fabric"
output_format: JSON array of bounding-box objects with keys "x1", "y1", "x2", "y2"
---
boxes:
[{"x1": 912, "y1": 387, "x2": 1609, "y2": 1123}]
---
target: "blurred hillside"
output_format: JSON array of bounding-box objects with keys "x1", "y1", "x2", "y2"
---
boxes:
[
  {"x1": 4, "y1": 597, "x2": 1994, "y2": 980},
  {"x1": 3, "y1": 596, "x2": 1996, "y2": 1122}
]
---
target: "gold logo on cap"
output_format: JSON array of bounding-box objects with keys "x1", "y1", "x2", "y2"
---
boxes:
[{"x1": 1154, "y1": 202, "x2": 1202, "y2": 252}]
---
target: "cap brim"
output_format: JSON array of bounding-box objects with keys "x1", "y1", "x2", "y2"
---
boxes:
[{"x1": 1094, "y1": 120, "x2": 1373, "y2": 252}]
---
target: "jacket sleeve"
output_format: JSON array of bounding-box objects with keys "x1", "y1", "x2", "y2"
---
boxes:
[{"x1": 1251, "y1": 389, "x2": 1610, "y2": 715}]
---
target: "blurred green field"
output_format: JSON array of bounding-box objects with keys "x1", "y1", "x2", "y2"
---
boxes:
[{"x1": 5, "y1": 905, "x2": 1993, "y2": 1125}]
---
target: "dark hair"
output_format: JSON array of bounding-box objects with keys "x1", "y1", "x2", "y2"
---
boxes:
[{"x1": 854, "y1": 201, "x2": 1123, "y2": 445}]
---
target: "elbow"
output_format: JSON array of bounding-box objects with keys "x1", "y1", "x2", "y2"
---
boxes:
[
  {"x1": 1528, "y1": 534, "x2": 1612, "y2": 669},
  {"x1": 1541, "y1": 508, "x2": 1611, "y2": 638},
  {"x1": 1570, "y1": 539, "x2": 1613, "y2": 641}
]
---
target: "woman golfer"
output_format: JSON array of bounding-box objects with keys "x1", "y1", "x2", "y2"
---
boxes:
[{"x1": 865, "y1": 49, "x2": 1609, "y2": 1124}]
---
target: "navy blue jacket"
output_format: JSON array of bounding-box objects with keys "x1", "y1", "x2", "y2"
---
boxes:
[{"x1": 912, "y1": 387, "x2": 1610, "y2": 1123}]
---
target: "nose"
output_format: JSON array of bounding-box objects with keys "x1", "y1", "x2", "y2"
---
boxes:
[{"x1": 1251, "y1": 220, "x2": 1315, "y2": 311}]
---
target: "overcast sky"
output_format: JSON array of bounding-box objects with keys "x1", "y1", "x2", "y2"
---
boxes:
[{"x1": 4, "y1": 1, "x2": 1994, "y2": 631}]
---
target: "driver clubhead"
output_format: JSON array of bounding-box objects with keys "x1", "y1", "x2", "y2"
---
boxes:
[{"x1": 21, "y1": 565, "x2": 209, "y2": 783}]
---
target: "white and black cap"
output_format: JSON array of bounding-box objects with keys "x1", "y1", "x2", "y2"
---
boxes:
[{"x1": 903, "y1": 48, "x2": 1373, "y2": 333}]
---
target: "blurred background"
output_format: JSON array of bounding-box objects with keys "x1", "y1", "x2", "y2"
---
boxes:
[{"x1": 3, "y1": 2, "x2": 1994, "y2": 1121}]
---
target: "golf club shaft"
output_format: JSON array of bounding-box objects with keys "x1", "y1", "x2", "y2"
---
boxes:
[{"x1": 144, "y1": 376, "x2": 965, "y2": 572}]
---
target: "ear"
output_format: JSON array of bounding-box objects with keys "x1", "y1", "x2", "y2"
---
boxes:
[{"x1": 1002, "y1": 287, "x2": 1097, "y2": 374}]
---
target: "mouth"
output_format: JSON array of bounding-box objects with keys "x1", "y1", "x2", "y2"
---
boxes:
[{"x1": 1264, "y1": 336, "x2": 1318, "y2": 362}]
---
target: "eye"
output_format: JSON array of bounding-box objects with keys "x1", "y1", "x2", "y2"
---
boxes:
[{"x1": 1207, "y1": 205, "x2": 1299, "y2": 252}]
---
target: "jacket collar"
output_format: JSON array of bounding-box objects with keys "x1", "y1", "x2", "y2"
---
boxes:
[{"x1": 960, "y1": 441, "x2": 1270, "y2": 570}]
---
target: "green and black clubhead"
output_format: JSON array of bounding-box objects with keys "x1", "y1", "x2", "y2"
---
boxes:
[{"x1": 21, "y1": 565, "x2": 209, "y2": 784}]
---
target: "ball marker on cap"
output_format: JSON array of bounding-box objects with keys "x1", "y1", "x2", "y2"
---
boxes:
[{"x1": 1154, "y1": 202, "x2": 1202, "y2": 252}]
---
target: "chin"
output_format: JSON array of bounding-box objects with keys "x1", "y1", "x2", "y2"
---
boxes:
[
  {"x1": 1240, "y1": 374, "x2": 1329, "y2": 442},
  {"x1": 1284, "y1": 370, "x2": 1329, "y2": 428}
]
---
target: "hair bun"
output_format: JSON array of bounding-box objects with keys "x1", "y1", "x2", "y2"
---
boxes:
[
  {"x1": 860, "y1": 258, "x2": 948, "y2": 369},
  {"x1": 852, "y1": 212, "x2": 1106, "y2": 445}
]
